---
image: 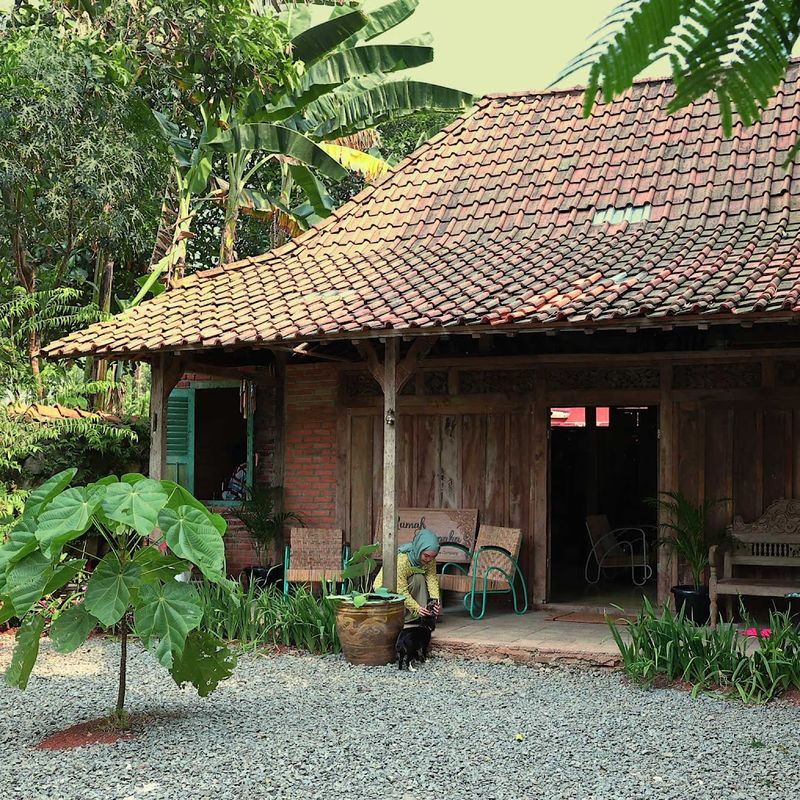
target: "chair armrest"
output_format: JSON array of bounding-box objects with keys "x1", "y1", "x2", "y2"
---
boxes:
[
  {"x1": 440, "y1": 542, "x2": 471, "y2": 575},
  {"x1": 709, "y1": 544, "x2": 720, "y2": 581},
  {"x1": 594, "y1": 529, "x2": 646, "y2": 554}
]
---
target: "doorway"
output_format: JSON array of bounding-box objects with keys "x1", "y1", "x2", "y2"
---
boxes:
[{"x1": 548, "y1": 406, "x2": 658, "y2": 609}]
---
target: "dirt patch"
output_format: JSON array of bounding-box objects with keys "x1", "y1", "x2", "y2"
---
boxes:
[{"x1": 35, "y1": 717, "x2": 136, "y2": 750}]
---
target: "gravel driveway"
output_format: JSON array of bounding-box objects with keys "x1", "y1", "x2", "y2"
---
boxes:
[{"x1": 1, "y1": 636, "x2": 799, "y2": 800}]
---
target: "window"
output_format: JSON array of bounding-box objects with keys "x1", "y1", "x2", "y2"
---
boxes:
[{"x1": 166, "y1": 382, "x2": 254, "y2": 504}]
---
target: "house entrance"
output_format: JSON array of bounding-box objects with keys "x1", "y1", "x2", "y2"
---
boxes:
[
  {"x1": 166, "y1": 382, "x2": 252, "y2": 502},
  {"x1": 548, "y1": 406, "x2": 658, "y2": 609}
]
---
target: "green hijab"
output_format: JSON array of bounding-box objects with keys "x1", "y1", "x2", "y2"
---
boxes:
[{"x1": 399, "y1": 528, "x2": 441, "y2": 568}]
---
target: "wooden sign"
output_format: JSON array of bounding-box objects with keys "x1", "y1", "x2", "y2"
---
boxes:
[{"x1": 374, "y1": 507, "x2": 479, "y2": 564}]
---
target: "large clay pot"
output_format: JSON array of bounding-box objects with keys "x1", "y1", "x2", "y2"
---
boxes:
[{"x1": 334, "y1": 600, "x2": 405, "y2": 665}]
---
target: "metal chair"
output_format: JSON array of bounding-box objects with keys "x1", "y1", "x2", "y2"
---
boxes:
[
  {"x1": 439, "y1": 525, "x2": 528, "y2": 620},
  {"x1": 584, "y1": 514, "x2": 653, "y2": 586},
  {"x1": 283, "y1": 528, "x2": 348, "y2": 595}
]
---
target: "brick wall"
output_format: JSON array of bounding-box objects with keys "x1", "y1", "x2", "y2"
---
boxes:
[
  {"x1": 210, "y1": 507, "x2": 259, "y2": 578},
  {"x1": 284, "y1": 363, "x2": 339, "y2": 529}
]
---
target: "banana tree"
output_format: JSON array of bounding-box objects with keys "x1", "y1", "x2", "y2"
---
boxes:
[
  {"x1": 211, "y1": 0, "x2": 474, "y2": 259},
  {"x1": 0, "y1": 469, "x2": 238, "y2": 725}
]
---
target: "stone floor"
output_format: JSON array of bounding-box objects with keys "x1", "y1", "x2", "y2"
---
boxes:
[{"x1": 433, "y1": 602, "x2": 624, "y2": 667}]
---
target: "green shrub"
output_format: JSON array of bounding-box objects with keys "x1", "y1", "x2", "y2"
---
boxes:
[
  {"x1": 196, "y1": 580, "x2": 340, "y2": 655},
  {"x1": 608, "y1": 597, "x2": 800, "y2": 703}
]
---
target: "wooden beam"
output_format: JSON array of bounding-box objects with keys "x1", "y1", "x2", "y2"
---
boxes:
[
  {"x1": 355, "y1": 341, "x2": 384, "y2": 390},
  {"x1": 396, "y1": 336, "x2": 439, "y2": 392},
  {"x1": 382, "y1": 338, "x2": 399, "y2": 591}
]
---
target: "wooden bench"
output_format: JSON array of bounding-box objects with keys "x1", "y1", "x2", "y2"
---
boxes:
[
  {"x1": 709, "y1": 499, "x2": 800, "y2": 628},
  {"x1": 374, "y1": 507, "x2": 479, "y2": 564}
]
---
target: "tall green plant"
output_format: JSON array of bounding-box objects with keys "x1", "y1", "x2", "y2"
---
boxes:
[
  {"x1": 0, "y1": 469, "x2": 238, "y2": 724},
  {"x1": 608, "y1": 598, "x2": 800, "y2": 703},
  {"x1": 650, "y1": 491, "x2": 725, "y2": 590},
  {"x1": 233, "y1": 484, "x2": 302, "y2": 566}
]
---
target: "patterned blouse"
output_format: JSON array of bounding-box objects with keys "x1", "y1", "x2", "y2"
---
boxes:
[{"x1": 373, "y1": 552, "x2": 440, "y2": 615}]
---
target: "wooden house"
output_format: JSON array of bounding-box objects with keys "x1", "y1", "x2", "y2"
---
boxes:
[{"x1": 48, "y1": 65, "x2": 800, "y2": 610}]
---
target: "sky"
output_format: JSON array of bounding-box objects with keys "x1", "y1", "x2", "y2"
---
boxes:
[{"x1": 369, "y1": 0, "x2": 629, "y2": 96}]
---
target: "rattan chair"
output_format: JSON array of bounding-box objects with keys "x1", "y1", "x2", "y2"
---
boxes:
[
  {"x1": 283, "y1": 527, "x2": 348, "y2": 594},
  {"x1": 439, "y1": 525, "x2": 528, "y2": 620}
]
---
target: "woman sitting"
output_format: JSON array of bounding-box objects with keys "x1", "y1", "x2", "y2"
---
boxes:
[{"x1": 373, "y1": 528, "x2": 442, "y2": 620}]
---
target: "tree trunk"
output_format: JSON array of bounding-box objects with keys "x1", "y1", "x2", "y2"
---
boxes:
[
  {"x1": 90, "y1": 254, "x2": 114, "y2": 411},
  {"x1": 220, "y1": 200, "x2": 240, "y2": 265},
  {"x1": 28, "y1": 328, "x2": 43, "y2": 400},
  {"x1": 115, "y1": 613, "x2": 128, "y2": 720},
  {"x1": 5, "y1": 188, "x2": 42, "y2": 398}
]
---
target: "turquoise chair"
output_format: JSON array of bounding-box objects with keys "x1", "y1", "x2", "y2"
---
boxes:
[{"x1": 439, "y1": 525, "x2": 528, "y2": 620}]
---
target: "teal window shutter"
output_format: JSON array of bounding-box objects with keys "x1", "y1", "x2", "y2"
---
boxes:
[{"x1": 166, "y1": 388, "x2": 195, "y2": 493}]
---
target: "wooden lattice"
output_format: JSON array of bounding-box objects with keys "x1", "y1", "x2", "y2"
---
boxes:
[
  {"x1": 673, "y1": 363, "x2": 761, "y2": 389},
  {"x1": 459, "y1": 370, "x2": 536, "y2": 394},
  {"x1": 545, "y1": 367, "x2": 659, "y2": 390}
]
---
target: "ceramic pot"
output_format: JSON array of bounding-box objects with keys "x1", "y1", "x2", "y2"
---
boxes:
[{"x1": 334, "y1": 599, "x2": 405, "y2": 665}]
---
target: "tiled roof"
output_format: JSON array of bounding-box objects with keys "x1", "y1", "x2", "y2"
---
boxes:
[
  {"x1": 7, "y1": 403, "x2": 122, "y2": 425},
  {"x1": 48, "y1": 63, "x2": 800, "y2": 358}
]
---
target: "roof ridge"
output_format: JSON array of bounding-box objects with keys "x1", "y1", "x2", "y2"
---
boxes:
[{"x1": 484, "y1": 55, "x2": 800, "y2": 103}]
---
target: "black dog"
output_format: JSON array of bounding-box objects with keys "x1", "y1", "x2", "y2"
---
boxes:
[{"x1": 396, "y1": 600, "x2": 439, "y2": 671}]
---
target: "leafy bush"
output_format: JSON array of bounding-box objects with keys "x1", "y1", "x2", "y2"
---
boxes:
[
  {"x1": 197, "y1": 580, "x2": 340, "y2": 655},
  {"x1": 0, "y1": 407, "x2": 148, "y2": 537},
  {"x1": 0, "y1": 469, "x2": 239, "y2": 725},
  {"x1": 608, "y1": 598, "x2": 800, "y2": 703}
]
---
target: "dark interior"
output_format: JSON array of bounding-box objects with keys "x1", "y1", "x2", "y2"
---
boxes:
[
  {"x1": 548, "y1": 406, "x2": 658, "y2": 604},
  {"x1": 194, "y1": 387, "x2": 247, "y2": 501}
]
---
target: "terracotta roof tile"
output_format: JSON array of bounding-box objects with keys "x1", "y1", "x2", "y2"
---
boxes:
[{"x1": 48, "y1": 64, "x2": 800, "y2": 357}]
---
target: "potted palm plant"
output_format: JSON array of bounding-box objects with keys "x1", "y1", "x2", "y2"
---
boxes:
[
  {"x1": 327, "y1": 543, "x2": 405, "y2": 666},
  {"x1": 652, "y1": 491, "x2": 724, "y2": 623},
  {"x1": 234, "y1": 485, "x2": 301, "y2": 589}
]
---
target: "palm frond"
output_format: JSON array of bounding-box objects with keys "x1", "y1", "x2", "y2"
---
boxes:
[{"x1": 558, "y1": 0, "x2": 800, "y2": 138}]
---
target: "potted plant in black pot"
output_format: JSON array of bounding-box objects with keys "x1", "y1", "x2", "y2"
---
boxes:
[
  {"x1": 234, "y1": 485, "x2": 302, "y2": 590},
  {"x1": 327, "y1": 543, "x2": 405, "y2": 666},
  {"x1": 653, "y1": 491, "x2": 725, "y2": 624}
]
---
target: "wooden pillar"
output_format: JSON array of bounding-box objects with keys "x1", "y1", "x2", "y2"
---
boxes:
[
  {"x1": 382, "y1": 338, "x2": 399, "y2": 591},
  {"x1": 657, "y1": 365, "x2": 677, "y2": 604},
  {"x1": 531, "y1": 378, "x2": 549, "y2": 605},
  {"x1": 148, "y1": 352, "x2": 184, "y2": 481},
  {"x1": 149, "y1": 354, "x2": 169, "y2": 480}
]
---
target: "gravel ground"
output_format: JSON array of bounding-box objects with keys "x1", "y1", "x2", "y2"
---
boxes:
[{"x1": 1, "y1": 637, "x2": 800, "y2": 800}]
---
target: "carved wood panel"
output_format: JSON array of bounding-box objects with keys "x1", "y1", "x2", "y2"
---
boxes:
[
  {"x1": 673, "y1": 363, "x2": 761, "y2": 389},
  {"x1": 458, "y1": 369, "x2": 536, "y2": 394},
  {"x1": 545, "y1": 366, "x2": 659, "y2": 390}
]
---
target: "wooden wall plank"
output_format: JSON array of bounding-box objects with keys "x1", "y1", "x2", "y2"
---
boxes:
[
  {"x1": 397, "y1": 413, "x2": 414, "y2": 507},
  {"x1": 704, "y1": 405, "x2": 734, "y2": 542},
  {"x1": 508, "y1": 411, "x2": 530, "y2": 578},
  {"x1": 763, "y1": 409, "x2": 791, "y2": 507},
  {"x1": 677, "y1": 403, "x2": 702, "y2": 506},
  {"x1": 349, "y1": 415, "x2": 374, "y2": 551},
  {"x1": 371, "y1": 414, "x2": 384, "y2": 541},
  {"x1": 733, "y1": 407, "x2": 761, "y2": 522},
  {"x1": 414, "y1": 415, "x2": 440, "y2": 507},
  {"x1": 484, "y1": 413, "x2": 506, "y2": 525},
  {"x1": 439, "y1": 414, "x2": 460, "y2": 508},
  {"x1": 460, "y1": 414, "x2": 486, "y2": 510}
]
